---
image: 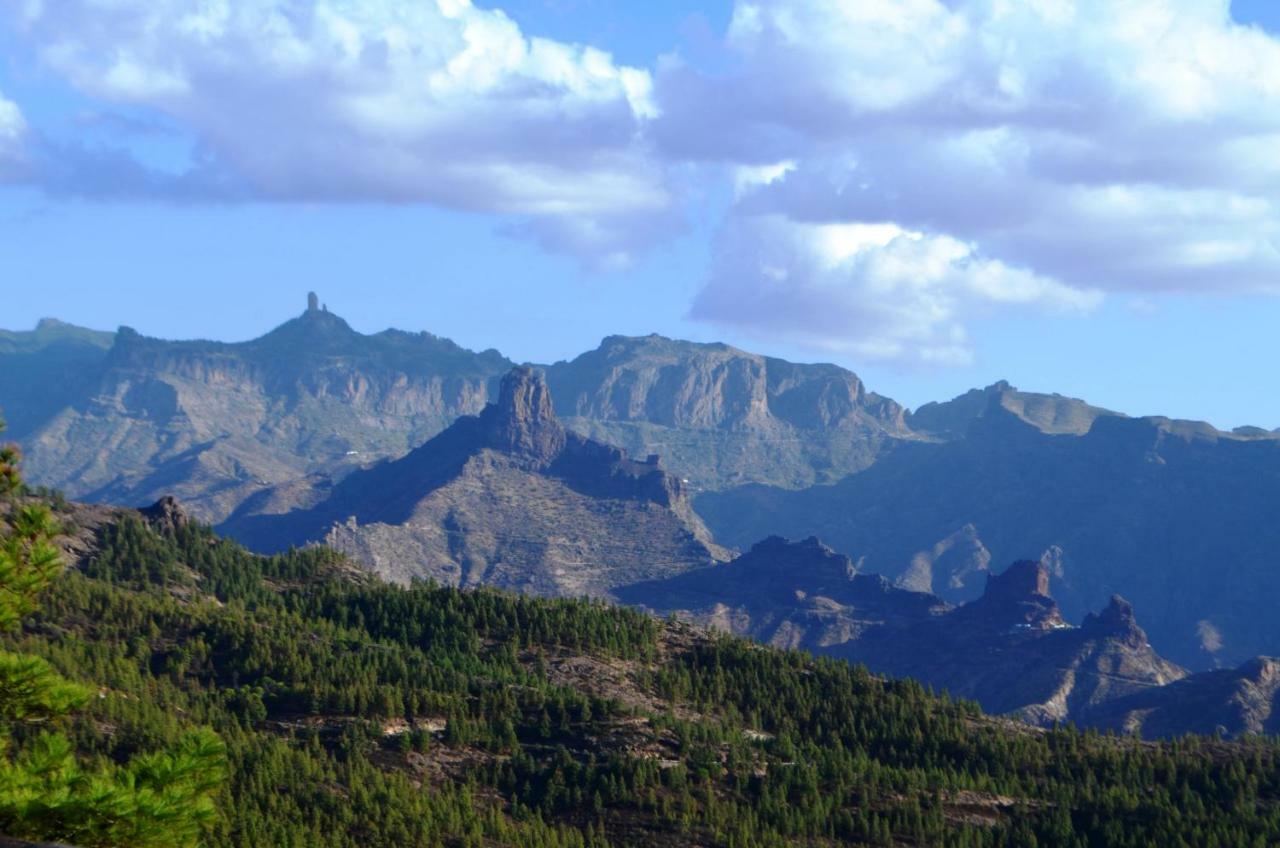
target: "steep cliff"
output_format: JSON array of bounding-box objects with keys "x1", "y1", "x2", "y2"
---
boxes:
[
  {"x1": 16, "y1": 301, "x2": 511, "y2": 523},
  {"x1": 221, "y1": 367, "x2": 727, "y2": 597},
  {"x1": 546, "y1": 334, "x2": 911, "y2": 490}
]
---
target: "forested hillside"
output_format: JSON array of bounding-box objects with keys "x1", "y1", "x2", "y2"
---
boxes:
[{"x1": 8, "y1": 502, "x2": 1280, "y2": 847}]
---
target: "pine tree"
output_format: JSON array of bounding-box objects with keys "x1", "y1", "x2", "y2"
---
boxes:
[{"x1": 0, "y1": 425, "x2": 226, "y2": 847}]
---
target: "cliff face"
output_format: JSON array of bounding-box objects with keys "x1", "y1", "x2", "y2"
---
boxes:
[
  {"x1": 221, "y1": 367, "x2": 726, "y2": 598},
  {"x1": 17, "y1": 306, "x2": 512, "y2": 523},
  {"x1": 6, "y1": 309, "x2": 919, "y2": 523},
  {"x1": 846, "y1": 561, "x2": 1186, "y2": 726},
  {"x1": 698, "y1": 402, "x2": 1280, "y2": 669},
  {"x1": 545, "y1": 334, "x2": 912, "y2": 490},
  {"x1": 624, "y1": 547, "x2": 1186, "y2": 729}
]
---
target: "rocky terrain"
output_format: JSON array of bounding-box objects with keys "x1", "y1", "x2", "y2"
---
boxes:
[
  {"x1": 545, "y1": 334, "x2": 911, "y2": 490},
  {"x1": 7, "y1": 301, "x2": 1280, "y2": 672},
  {"x1": 616, "y1": 535, "x2": 947, "y2": 653},
  {"x1": 844, "y1": 560, "x2": 1187, "y2": 727},
  {"x1": 221, "y1": 366, "x2": 727, "y2": 596},
  {"x1": 698, "y1": 395, "x2": 1280, "y2": 669},
  {"x1": 623, "y1": 542, "x2": 1189, "y2": 730},
  {"x1": 8, "y1": 298, "x2": 512, "y2": 523},
  {"x1": 1, "y1": 303, "x2": 920, "y2": 524},
  {"x1": 1088, "y1": 656, "x2": 1280, "y2": 739}
]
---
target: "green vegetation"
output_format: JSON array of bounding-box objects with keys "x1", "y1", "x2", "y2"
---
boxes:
[
  {"x1": 0, "y1": 432, "x2": 224, "y2": 847},
  {"x1": 7, "y1": 498, "x2": 1280, "y2": 845}
]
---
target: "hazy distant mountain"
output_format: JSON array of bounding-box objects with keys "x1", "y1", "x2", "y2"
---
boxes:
[
  {"x1": 0, "y1": 318, "x2": 115, "y2": 439},
  {"x1": 907, "y1": 379, "x2": 1121, "y2": 438},
  {"x1": 696, "y1": 395, "x2": 1280, "y2": 669},
  {"x1": 8, "y1": 301, "x2": 1280, "y2": 671},
  {"x1": 3, "y1": 301, "x2": 919, "y2": 523},
  {"x1": 622, "y1": 542, "x2": 1186, "y2": 730},
  {"x1": 545, "y1": 334, "x2": 912, "y2": 490},
  {"x1": 844, "y1": 561, "x2": 1187, "y2": 728},
  {"x1": 11, "y1": 299, "x2": 512, "y2": 522},
  {"x1": 222, "y1": 366, "x2": 727, "y2": 597},
  {"x1": 617, "y1": 535, "x2": 947, "y2": 653}
]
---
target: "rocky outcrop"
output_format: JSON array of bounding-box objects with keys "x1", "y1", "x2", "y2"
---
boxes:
[
  {"x1": 1087, "y1": 656, "x2": 1280, "y2": 739},
  {"x1": 617, "y1": 536, "x2": 946, "y2": 652},
  {"x1": 12, "y1": 299, "x2": 512, "y2": 524},
  {"x1": 480, "y1": 366, "x2": 566, "y2": 462},
  {"x1": 843, "y1": 560, "x2": 1186, "y2": 726},
  {"x1": 698, "y1": 404, "x2": 1280, "y2": 669},
  {"x1": 140, "y1": 495, "x2": 189, "y2": 535},
  {"x1": 221, "y1": 367, "x2": 726, "y2": 597},
  {"x1": 545, "y1": 334, "x2": 912, "y2": 490},
  {"x1": 625, "y1": 548, "x2": 1186, "y2": 730}
]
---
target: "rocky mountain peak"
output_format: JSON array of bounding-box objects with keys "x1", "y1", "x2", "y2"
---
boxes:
[
  {"x1": 481, "y1": 366, "x2": 567, "y2": 462},
  {"x1": 141, "y1": 495, "x2": 189, "y2": 535},
  {"x1": 1082, "y1": 595, "x2": 1145, "y2": 644},
  {"x1": 970, "y1": 560, "x2": 1065, "y2": 630},
  {"x1": 986, "y1": 559, "x2": 1051, "y2": 599}
]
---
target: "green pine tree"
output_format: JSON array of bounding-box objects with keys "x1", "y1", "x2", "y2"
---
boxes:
[{"x1": 0, "y1": 425, "x2": 226, "y2": 847}]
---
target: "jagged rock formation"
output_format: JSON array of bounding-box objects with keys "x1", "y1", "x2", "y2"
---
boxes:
[
  {"x1": 616, "y1": 536, "x2": 947, "y2": 652},
  {"x1": 139, "y1": 495, "x2": 189, "y2": 535},
  {"x1": 9, "y1": 305, "x2": 1280, "y2": 670},
  {"x1": 11, "y1": 299, "x2": 511, "y2": 523},
  {"x1": 846, "y1": 561, "x2": 1186, "y2": 726},
  {"x1": 221, "y1": 367, "x2": 727, "y2": 597},
  {"x1": 698, "y1": 395, "x2": 1280, "y2": 668},
  {"x1": 625, "y1": 545, "x2": 1186, "y2": 729},
  {"x1": 545, "y1": 334, "x2": 912, "y2": 490},
  {"x1": 1088, "y1": 656, "x2": 1280, "y2": 739}
]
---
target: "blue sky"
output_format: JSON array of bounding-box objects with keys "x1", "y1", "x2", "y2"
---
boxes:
[{"x1": 2, "y1": 1, "x2": 1280, "y2": 429}]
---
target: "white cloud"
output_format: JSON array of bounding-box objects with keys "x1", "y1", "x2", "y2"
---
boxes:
[
  {"x1": 666, "y1": 0, "x2": 1280, "y2": 360},
  {"x1": 9, "y1": 0, "x2": 668, "y2": 262},
  {"x1": 0, "y1": 90, "x2": 27, "y2": 178},
  {"x1": 0, "y1": 90, "x2": 24, "y2": 138},
  {"x1": 691, "y1": 214, "x2": 1099, "y2": 365}
]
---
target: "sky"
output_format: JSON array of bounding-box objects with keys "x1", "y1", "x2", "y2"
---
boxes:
[{"x1": 2, "y1": 0, "x2": 1280, "y2": 429}]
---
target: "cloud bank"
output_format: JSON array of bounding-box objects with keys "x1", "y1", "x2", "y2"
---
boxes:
[
  {"x1": 663, "y1": 0, "x2": 1280, "y2": 360},
  {"x1": 6, "y1": 0, "x2": 1280, "y2": 361},
  {"x1": 10, "y1": 0, "x2": 668, "y2": 265}
]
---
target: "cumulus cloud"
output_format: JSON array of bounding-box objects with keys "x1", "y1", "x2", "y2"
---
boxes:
[
  {"x1": 692, "y1": 214, "x2": 1099, "y2": 364},
  {"x1": 667, "y1": 0, "x2": 1280, "y2": 359},
  {"x1": 9, "y1": 0, "x2": 668, "y2": 262}
]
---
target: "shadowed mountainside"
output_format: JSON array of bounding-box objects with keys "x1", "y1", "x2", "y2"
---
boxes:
[
  {"x1": 13, "y1": 301, "x2": 512, "y2": 523},
  {"x1": 221, "y1": 367, "x2": 727, "y2": 597},
  {"x1": 697, "y1": 396, "x2": 1280, "y2": 669},
  {"x1": 544, "y1": 334, "x2": 912, "y2": 490},
  {"x1": 621, "y1": 542, "x2": 1188, "y2": 731}
]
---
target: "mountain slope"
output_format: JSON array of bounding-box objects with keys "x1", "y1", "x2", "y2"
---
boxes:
[
  {"x1": 844, "y1": 560, "x2": 1187, "y2": 727},
  {"x1": 17, "y1": 498, "x2": 1280, "y2": 846},
  {"x1": 0, "y1": 318, "x2": 115, "y2": 439},
  {"x1": 621, "y1": 540, "x2": 1186, "y2": 729},
  {"x1": 1088, "y1": 656, "x2": 1280, "y2": 739},
  {"x1": 545, "y1": 334, "x2": 911, "y2": 490},
  {"x1": 617, "y1": 535, "x2": 947, "y2": 653},
  {"x1": 222, "y1": 366, "x2": 726, "y2": 596},
  {"x1": 697, "y1": 400, "x2": 1280, "y2": 668},
  {"x1": 15, "y1": 299, "x2": 512, "y2": 523}
]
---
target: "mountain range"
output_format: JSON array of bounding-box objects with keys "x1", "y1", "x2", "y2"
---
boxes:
[
  {"x1": 223, "y1": 366, "x2": 726, "y2": 597},
  {"x1": 5, "y1": 295, "x2": 1280, "y2": 680}
]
